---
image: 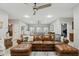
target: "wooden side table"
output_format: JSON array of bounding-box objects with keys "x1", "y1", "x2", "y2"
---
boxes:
[
  {"x1": 69, "y1": 33, "x2": 74, "y2": 42},
  {"x1": 4, "y1": 38, "x2": 13, "y2": 49}
]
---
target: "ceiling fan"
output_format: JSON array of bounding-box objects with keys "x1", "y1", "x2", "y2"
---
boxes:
[
  {"x1": 24, "y1": 3, "x2": 52, "y2": 15},
  {"x1": 33, "y1": 3, "x2": 52, "y2": 15}
]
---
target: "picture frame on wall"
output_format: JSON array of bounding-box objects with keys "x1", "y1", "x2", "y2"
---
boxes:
[{"x1": 72, "y1": 21, "x2": 74, "y2": 30}]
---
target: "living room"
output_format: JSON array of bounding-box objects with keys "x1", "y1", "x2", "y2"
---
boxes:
[{"x1": 0, "y1": 3, "x2": 79, "y2": 56}]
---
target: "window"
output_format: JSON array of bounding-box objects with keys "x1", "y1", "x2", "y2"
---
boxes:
[
  {"x1": 29, "y1": 27, "x2": 35, "y2": 34},
  {"x1": 43, "y1": 27, "x2": 48, "y2": 34},
  {"x1": 29, "y1": 25, "x2": 49, "y2": 35}
]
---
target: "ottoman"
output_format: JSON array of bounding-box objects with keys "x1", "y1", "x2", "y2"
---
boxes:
[
  {"x1": 10, "y1": 43, "x2": 32, "y2": 56},
  {"x1": 55, "y1": 44, "x2": 78, "y2": 56}
]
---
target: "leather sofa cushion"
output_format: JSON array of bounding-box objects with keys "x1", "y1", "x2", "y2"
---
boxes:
[
  {"x1": 33, "y1": 35, "x2": 53, "y2": 41},
  {"x1": 32, "y1": 41, "x2": 42, "y2": 44},
  {"x1": 43, "y1": 35, "x2": 51, "y2": 41},
  {"x1": 32, "y1": 41, "x2": 54, "y2": 44},
  {"x1": 10, "y1": 43, "x2": 32, "y2": 53},
  {"x1": 33, "y1": 36, "x2": 42, "y2": 41},
  {"x1": 43, "y1": 41, "x2": 54, "y2": 44}
]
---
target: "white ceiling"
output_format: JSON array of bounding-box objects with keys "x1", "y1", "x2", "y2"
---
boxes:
[{"x1": 0, "y1": 3, "x2": 78, "y2": 24}]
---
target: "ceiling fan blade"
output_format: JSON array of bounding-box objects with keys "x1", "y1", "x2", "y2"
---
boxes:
[{"x1": 37, "y1": 4, "x2": 51, "y2": 10}]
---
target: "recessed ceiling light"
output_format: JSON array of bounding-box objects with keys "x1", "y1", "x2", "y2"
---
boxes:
[
  {"x1": 24, "y1": 15, "x2": 30, "y2": 18},
  {"x1": 47, "y1": 15, "x2": 53, "y2": 18}
]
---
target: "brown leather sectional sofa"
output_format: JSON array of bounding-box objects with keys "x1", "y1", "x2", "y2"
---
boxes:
[
  {"x1": 55, "y1": 44, "x2": 78, "y2": 56},
  {"x1": 10, "y1": 33, "x2": 79, "y2": 56},
  {"x1": 10, "y1": 42, "x2": 79, "y2": 56}
]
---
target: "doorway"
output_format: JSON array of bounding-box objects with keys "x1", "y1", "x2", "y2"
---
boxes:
[{"x1": 61, "y1": 24, "x2": 67, "y2": 38}]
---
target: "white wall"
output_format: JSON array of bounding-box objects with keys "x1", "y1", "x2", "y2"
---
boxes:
[
  {"x1": 0, "y1": 10, "x2": 8, "y2": 53},
  {"x1": 73, "y1": 5, "x2": 79, "y2": 48},
  {"x1": 53, "y1": 19, "x2": 61, "y2": 34}
]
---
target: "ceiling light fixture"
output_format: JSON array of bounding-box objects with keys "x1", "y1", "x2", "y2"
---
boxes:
[
  {"x1": 47, "y1": 15, "x2": 53, "y2": 18},
  {"x1": 24, "y1": 15, "x2": 30, "y2": 18}
]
